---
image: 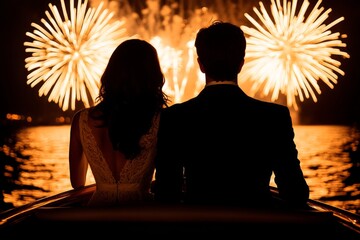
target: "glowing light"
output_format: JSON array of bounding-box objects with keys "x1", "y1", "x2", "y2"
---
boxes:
[
  {"x1": 135, "y1": 2, "x2": 212, "y2": 104},
  {"x1": 6, "y1": 113, "x2": 22, "y2": 121},
  {"x1": 239, "y1": 0, "x2": 350, "y2": 110},
  {"x1": 24, "y1": 0, "x2": 349, "y2": 110},
  {"x1": 24, "y1": 0, "x2": 128, "y2": 111},
  {"x1": 150, "y1": 36, "x2": 204, "y2": 103}
]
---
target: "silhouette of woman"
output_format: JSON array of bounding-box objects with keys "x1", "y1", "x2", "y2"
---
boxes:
[{"x1": 69, "y1": 39, "x2": 168, "y2": 207}]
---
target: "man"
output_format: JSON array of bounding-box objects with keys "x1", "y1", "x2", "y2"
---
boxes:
[{"x1": 154, "y1": 21, "x2": 309, "y2": 208}]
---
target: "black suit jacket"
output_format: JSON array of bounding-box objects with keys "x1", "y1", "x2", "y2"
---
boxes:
[{"x1": 154, "y1": 84, "x2": 309, "y2": 207}]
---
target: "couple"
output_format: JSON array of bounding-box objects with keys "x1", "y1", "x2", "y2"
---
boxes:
[{"x1": 69, "y1": 21, "x2": 309, "y2": 209}]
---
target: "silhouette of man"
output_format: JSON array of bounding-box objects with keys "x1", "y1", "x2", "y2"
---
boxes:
[{"x1": 154, "y1": 21, "x2": 309, "y2": 208}]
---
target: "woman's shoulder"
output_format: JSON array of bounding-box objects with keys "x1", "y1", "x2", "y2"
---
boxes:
[
  {"x1": 71, "y1": 108, "x2": 92, "y2": 125},
  {"x1": 73, "y1": 107, "x2": 91, "y2": 116}
]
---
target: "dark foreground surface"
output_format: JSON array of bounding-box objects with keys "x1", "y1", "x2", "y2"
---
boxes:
[
  {"x1": 0, "y1": 185, "x2": 359, "y2": 239},
  {"x1": 1, "y1": 205, "x2": 359, "y2": 239}
]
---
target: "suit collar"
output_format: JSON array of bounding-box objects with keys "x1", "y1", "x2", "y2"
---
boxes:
[{"x1": 199, "y1": 81, "x2": 248, "y2": 99}]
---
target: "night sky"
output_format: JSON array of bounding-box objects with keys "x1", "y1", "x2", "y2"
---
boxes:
[{"x1": 2, "y1": 0, "x2": 359, "y2": 125}]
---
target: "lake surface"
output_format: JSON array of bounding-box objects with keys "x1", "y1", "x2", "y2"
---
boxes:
[{"x1": 3, "y1": 124, "x2": 360, "y2": 215}]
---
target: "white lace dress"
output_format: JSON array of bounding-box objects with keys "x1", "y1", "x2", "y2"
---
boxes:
[{"x1": 79, "y1": 109, "x2": 159, "y2": 207}]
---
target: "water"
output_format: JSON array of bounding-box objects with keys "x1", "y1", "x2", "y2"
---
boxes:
[{"x1": 3, "y1": 124, "x2": 360, "y2": 215}]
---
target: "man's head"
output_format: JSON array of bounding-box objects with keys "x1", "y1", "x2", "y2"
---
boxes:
[{"x1": 195, "y1": 21, "x2": 246, "y2": 81}]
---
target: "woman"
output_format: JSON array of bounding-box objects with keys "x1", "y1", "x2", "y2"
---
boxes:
[{"x1": 69, "y1": 39, "x2": 168, "y2": 207}]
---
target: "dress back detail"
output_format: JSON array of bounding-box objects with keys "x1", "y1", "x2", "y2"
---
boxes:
[{"x1": 79, "y1": 109, "x2": 159, "y2": 206}]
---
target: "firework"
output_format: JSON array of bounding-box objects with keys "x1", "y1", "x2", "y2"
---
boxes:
[
  {"x1": 136, "y1": 2, "x2": 212, "y2": 104},
  {"x1": 239, "y1": 0, "x2": 350, "y2": 110},
  {"x1": 24, "y1": 0, "x2": 127, "y2": 111}
]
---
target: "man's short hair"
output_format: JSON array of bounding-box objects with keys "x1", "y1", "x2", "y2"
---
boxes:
[{"x1": 195, "y1": 21, "x2": 246, "y2": 80}]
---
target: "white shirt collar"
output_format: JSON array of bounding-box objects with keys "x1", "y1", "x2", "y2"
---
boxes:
[{"x1": 206, "y1": 80, "x2": 238, "y2": 87}]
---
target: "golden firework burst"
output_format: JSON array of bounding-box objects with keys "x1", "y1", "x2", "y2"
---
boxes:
[
  {"x1": 239, "y1": 0, "x2": 350, "y2": 110},
  {"x1": 24, "y1": 0, "x2": 127, "y2": 111}
]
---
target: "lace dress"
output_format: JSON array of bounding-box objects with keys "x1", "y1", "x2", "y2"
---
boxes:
[{"x1": 79, "y1": 109, "x2": 159, "y2": 207}]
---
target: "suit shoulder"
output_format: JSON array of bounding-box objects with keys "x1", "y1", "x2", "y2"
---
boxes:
[
  {"x1": 251, "y1": 98, "x2": 289, "y2": 112},
  {"x1": 246, "y1": 99, "x2": 291, "y2": 122},
  {"x1": 162, "y1": 98, "x2": 196, "y2": 113}
]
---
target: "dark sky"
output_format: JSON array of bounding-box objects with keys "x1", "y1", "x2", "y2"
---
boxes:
[
  {"x1": 2, "y1": 0, "x2": 359, "y2": 125},
  {"x1": 298, "y1": 0, "x2": 360, "y2": 125}
]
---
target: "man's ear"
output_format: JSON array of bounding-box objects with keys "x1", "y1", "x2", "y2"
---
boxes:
[
  {"x1": 238, "y1": 59, "x2": 245, "y2": 73},
  {"x1": 197, "y1": 58, "x2": 206, "y2": 73}
]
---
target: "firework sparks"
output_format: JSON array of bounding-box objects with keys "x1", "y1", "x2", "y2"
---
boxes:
[
  {"x1": 239, "y1": 0, "x2": 350, "y2": 110},
  {"x1": 24, "y1": 0, "x2": 128, "y2": 111},
  {"x1": 137, "y1": 2, "x2": 211, "y2": 104}
]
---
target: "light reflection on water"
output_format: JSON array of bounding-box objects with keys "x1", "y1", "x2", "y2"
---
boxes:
[
  {"x1": 290, "y1": 125, "x2": 360, "y2": 214},
  {"x1": 5, "y1": 125, "x2": 360, "y2": 214},
  {"x1": 6, "y1": 125, "x2": 94, "y2": 206}
]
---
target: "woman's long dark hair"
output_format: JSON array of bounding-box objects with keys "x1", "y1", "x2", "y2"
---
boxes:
[{"x1": 91, "y1": 39, "x2": 168, "y2": 159}]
